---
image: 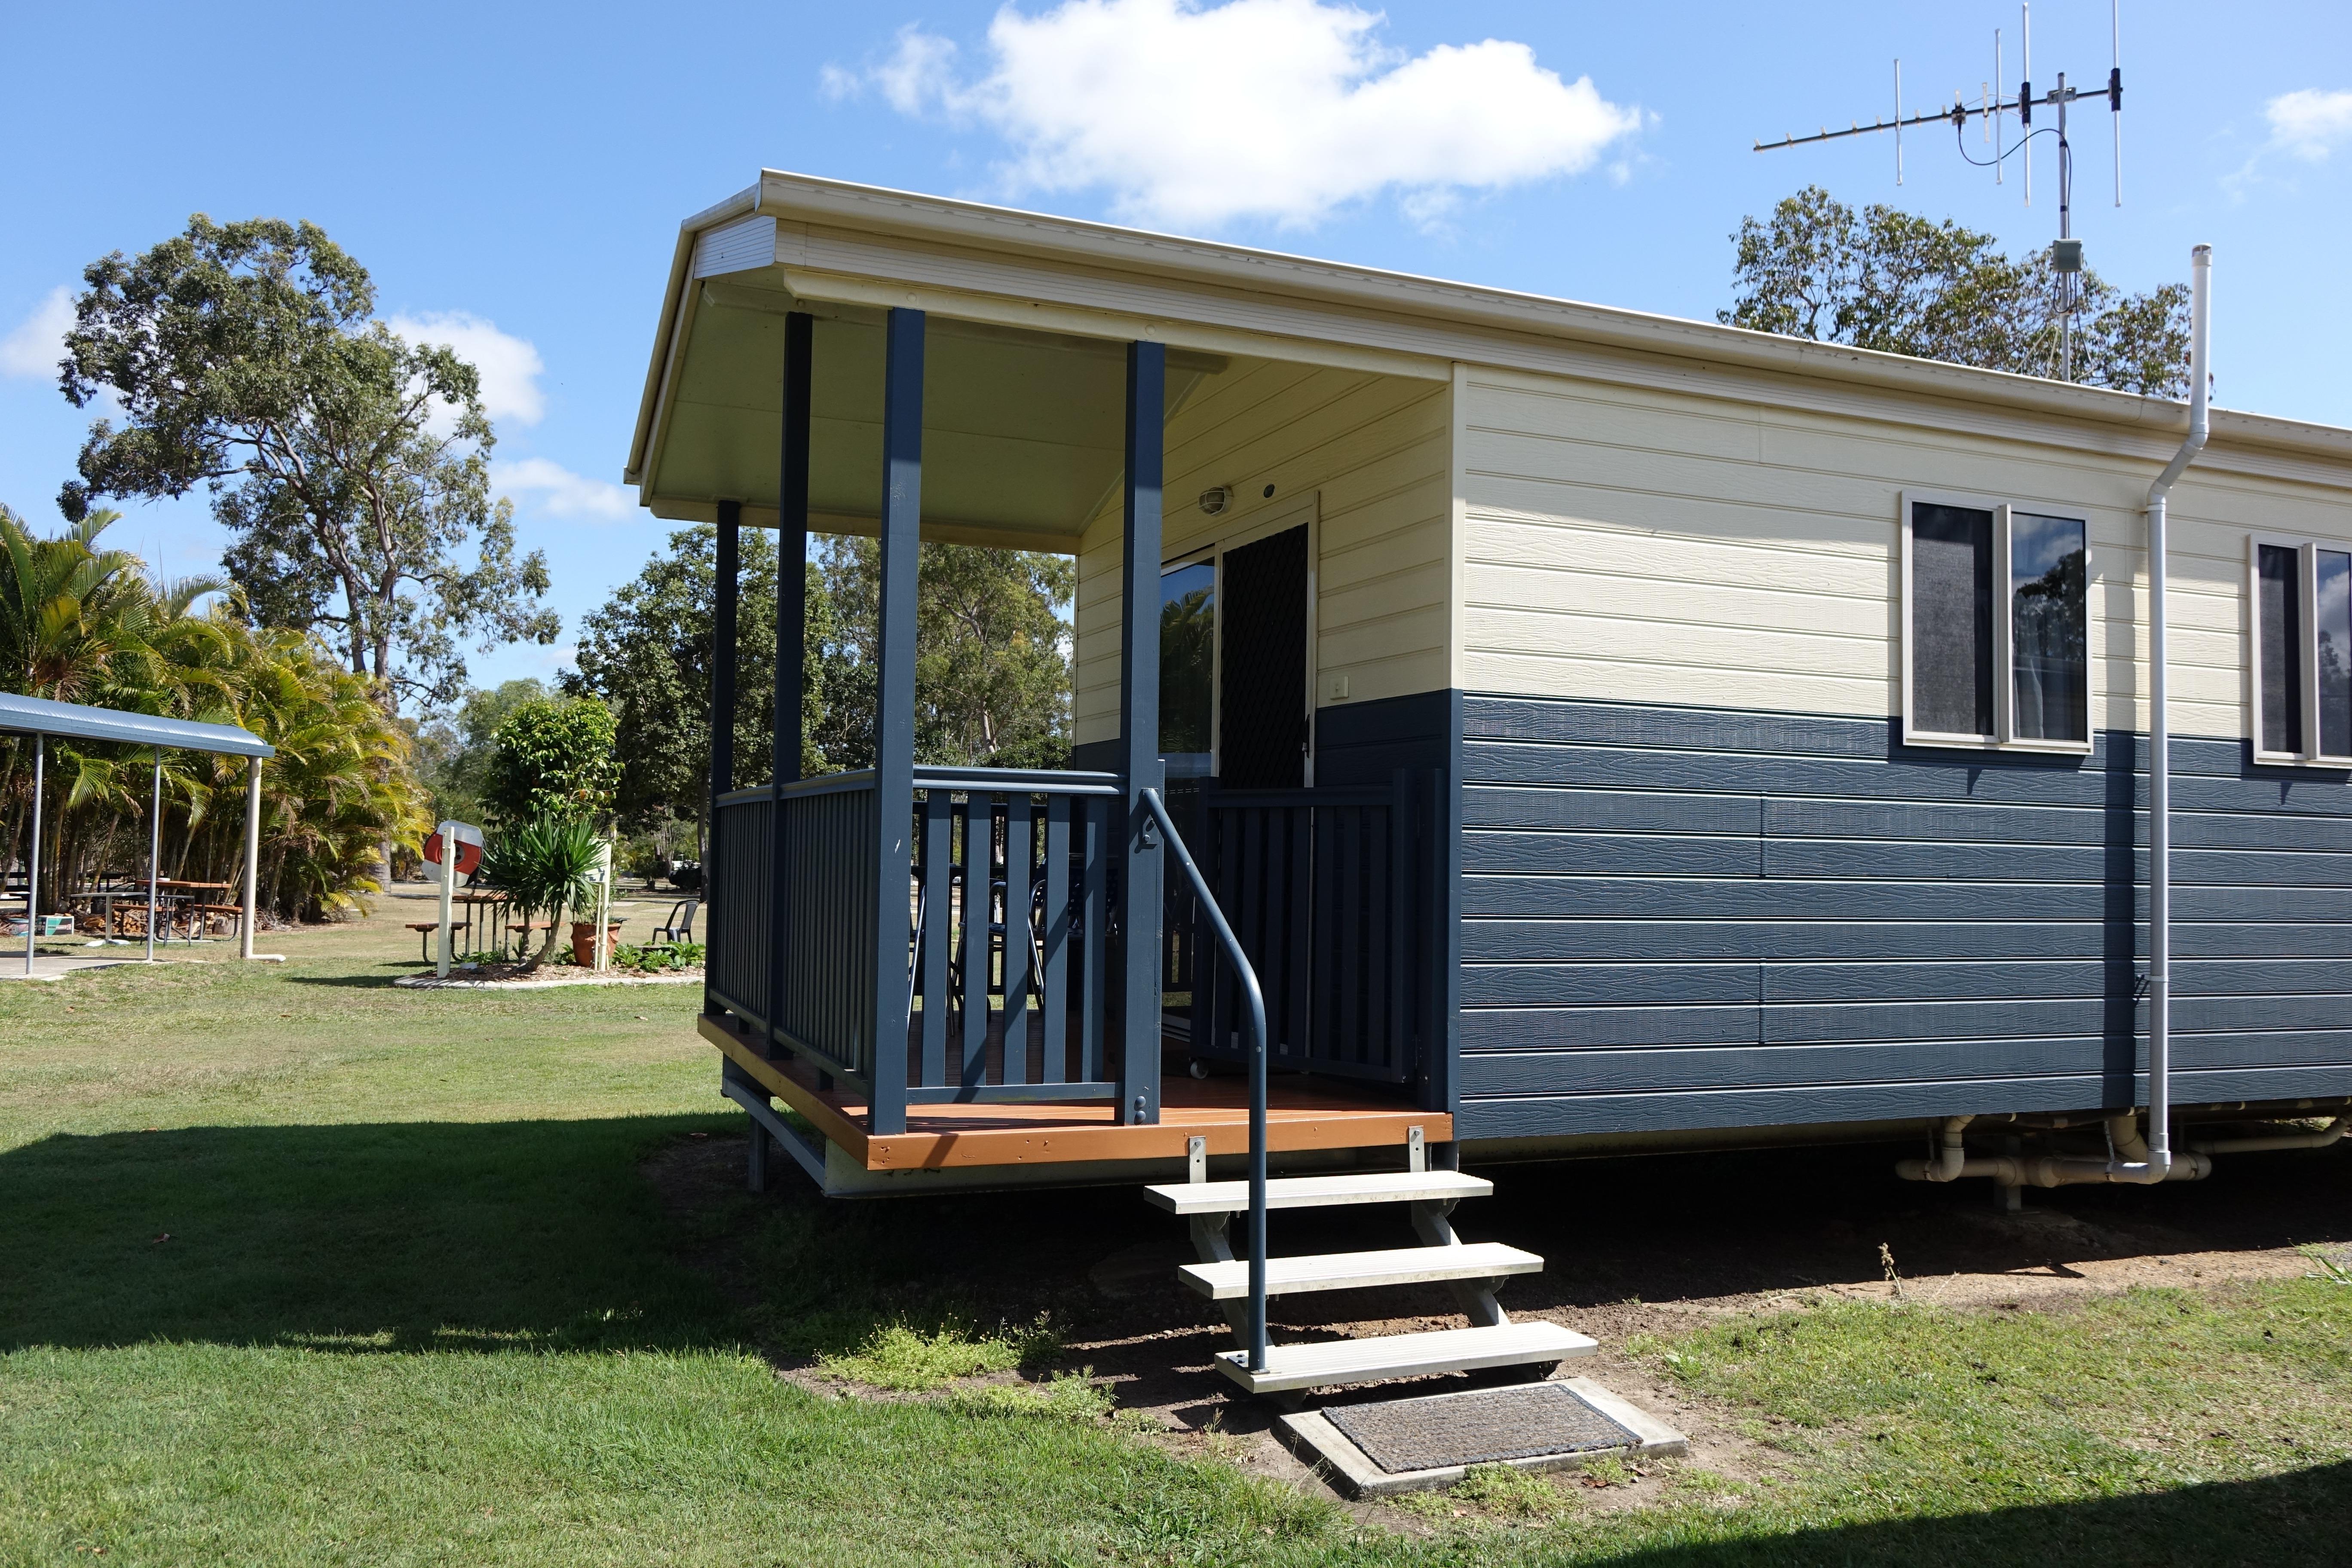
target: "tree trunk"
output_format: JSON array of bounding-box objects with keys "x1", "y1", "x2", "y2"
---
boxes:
[{"x1": 523, "y1": 900, "x2": 567, "y2": 971}]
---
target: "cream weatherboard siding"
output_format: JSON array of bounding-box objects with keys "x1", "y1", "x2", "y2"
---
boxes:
[
  {"x1": 1072, "y1": 360, "x2": 1452, "y2": 752},
  {"x1": 1454, "y1": 362, "x2": 2352, "y2": 742}
]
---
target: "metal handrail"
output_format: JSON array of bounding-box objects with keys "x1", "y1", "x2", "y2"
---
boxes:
[{"x1": 1139, "y1": 787, "x2": 1269, "y2": 1373}]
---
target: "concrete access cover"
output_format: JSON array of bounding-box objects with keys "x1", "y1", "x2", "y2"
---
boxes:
[{"x1": 1326, "y1": 1381, "x2": 1641, "y2": 1473}]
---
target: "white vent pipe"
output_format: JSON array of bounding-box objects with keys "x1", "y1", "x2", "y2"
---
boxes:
[{"x1": 2117, "y1": 243, "x2": 2212, "y2": 1185}]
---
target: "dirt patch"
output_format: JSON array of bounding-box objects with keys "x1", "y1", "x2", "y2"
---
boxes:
[{"x1": 639, "y1": 1127, "x2": 2352, "y2": 1518}]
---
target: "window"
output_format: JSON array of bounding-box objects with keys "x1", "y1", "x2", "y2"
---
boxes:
[
  {"x1": 1902, "y1": 493, "x2": 2091, "y2": 751},
  {"x1": 2248, "y1": 537, "x2": 2352, "y2": 765},
  {"x1": 1158, "y1": 557, "x2": 1216, "y2": 775}
]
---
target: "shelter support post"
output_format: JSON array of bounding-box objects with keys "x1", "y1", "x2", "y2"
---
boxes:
[
  {"x1": 770, "y1": 312, "x2": 812, "y2": 1065},
  {"x1": 1116, "y1": 340, "x2": 1166, "y2": 1126},
  {"x1": 241, "y1": 755, "x2": 261, "y2": 960},
  {"x1": 146, "y1": 747, "x2": 162, "y2": 962},
  {"x1": 23, "y1": 735, "x2": 42, "y2": 974},
  {"x1": 707, "y1": 499, "x2": 741, "y2": 1020},
  {"x1": 867, "y1": 307, "x2": 924, "y2": 1136}
]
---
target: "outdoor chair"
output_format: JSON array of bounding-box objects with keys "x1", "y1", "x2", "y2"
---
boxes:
[{"x1": 651, "y1": 898, "x2": 697, "y2": 945}]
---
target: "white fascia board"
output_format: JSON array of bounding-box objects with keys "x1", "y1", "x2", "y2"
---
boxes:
[{"x1": 625, "y1": 183, "x2": 760, "y2": 488}]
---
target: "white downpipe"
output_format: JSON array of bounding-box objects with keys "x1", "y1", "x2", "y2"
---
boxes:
[{"x1": 2117, "y1": 245, "x2": 2211, "y2": 1186}]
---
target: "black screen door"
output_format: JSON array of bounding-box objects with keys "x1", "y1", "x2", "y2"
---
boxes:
[{"x1": 1218, "y1": 524, "x2": 1308, "y2": 787}]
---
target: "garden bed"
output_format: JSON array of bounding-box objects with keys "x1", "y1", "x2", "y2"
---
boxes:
[{"x1": 392, "y1": 963, "x2": 702, "y2": 990}]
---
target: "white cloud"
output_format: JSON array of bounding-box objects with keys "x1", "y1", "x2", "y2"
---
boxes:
[
  {"x1": 495, "y1": 457, "x2": 634, "y2": 521},
  {"x1": 828, "y1": 0, "x2": 1642, "y2": 230},
  {"x1": 0, "y1": 286, "x2": 74, "y2": 380},
  {"x1": 387, "y1": 311, "x2": 546, "y2": 426},
  {"x1": 2266, "y1": 88, "x2": 2352, "y2": 162}
]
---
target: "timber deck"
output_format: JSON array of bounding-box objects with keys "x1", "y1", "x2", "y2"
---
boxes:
[{"x1": 700, "y1": 1014, "x2": 1448, "y2": 1171}]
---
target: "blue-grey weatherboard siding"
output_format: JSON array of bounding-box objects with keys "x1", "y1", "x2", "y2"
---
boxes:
[{"x1": 1458, "y1": 693, "x2": 2352, "y2": 1142}]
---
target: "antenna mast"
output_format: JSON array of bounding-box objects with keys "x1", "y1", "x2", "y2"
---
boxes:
[{"x1": 1753, "y1": 3, "x2": 2126, "y2": 383}]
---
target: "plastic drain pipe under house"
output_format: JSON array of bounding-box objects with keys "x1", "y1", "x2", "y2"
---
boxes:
[{"x1": 1902, "y1": 245, "x2": 2219, "y2": 1195}]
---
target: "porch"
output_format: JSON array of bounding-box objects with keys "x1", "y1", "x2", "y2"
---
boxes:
[{"x1": 658, "y1": 285, "x2": 1448, "y2": 1173}]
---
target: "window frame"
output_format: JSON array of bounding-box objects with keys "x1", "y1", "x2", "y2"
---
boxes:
[
  {"x1": 1899, "y1": 489, "x2": 2095, "y2": 756},
  {"x1": 2246, "y1": 532, "x2": 2352, "y2": 768},
  {"x1": 1158, "y1": 491, "x2": 1322, "y2": 783},
  {"x1": 1158, "y1": 547, "x2": 1221, "y2": 780}
]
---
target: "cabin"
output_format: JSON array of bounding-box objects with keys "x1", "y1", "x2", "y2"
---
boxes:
[{"x1": 628, "y1": 171, "x2": 2352, "y2": 1211}]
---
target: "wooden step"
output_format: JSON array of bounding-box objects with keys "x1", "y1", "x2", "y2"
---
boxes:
[
  {"x1": 1180, "y1": 1243, "x2": 1543, "y2": 1300},
  {"x1": 1214, "y1": 1320, "x2": 1597, "y2": 1393},
  {"x1": 1144, "y1": 1169, "x2": 1491, "y2": 1216}
]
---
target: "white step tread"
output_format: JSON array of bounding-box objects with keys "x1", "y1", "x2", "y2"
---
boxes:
[
  {"x1": 1215, "y1": 1320, "x2": 1597, "y2": 1393},
  {"x1": 1144, "y1": 1170, "x2": 1492, "y2": 1216},
  {"x1": 1180, "y1": 1243, "x2": 1543, "y2": 1300}
]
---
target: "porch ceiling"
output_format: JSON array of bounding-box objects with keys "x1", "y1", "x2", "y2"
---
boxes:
[{"x1": 641, "y1": 273, "x2": 1224, "y2": 552}]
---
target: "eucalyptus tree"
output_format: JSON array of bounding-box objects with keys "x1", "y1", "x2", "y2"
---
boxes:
[
  {"x1": 55, "y1": 216, "x2": 558, "y2": 710},
  {"x1": 1723, "y1": 186, "x2": 2192, "y2": 397}
]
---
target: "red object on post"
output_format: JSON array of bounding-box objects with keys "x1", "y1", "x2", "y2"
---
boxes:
[{"x1": 424, "y1": 829, "x2": 483, "y2": 878}]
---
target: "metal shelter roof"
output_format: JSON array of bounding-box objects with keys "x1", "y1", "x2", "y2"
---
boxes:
[{"x1": 0, "y1": 692, "x2": 274, "y2": 759}]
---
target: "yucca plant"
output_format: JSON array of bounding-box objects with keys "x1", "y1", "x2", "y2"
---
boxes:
[{"x1": 479, "y1": 814, "x2": 602, "y2": 970}]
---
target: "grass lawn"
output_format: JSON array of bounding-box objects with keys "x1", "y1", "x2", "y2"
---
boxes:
[{"x1": 4, "y1": 891, "x2": 2351, "y2": 1564}]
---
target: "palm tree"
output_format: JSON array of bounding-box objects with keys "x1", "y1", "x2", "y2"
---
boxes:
[{"x1": 2, "y1": 503, "x2": 426, "y2": 925}]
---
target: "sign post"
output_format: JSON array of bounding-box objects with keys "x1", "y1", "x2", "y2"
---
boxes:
[
  {"x1": 592, "y1": 839, "x2": 613, "y2": 973},
  {"x1": 423, "y1": 821, "x2": 484, "y2": 978}
]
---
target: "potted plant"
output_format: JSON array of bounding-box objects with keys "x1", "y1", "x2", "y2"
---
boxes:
[
  {"x1": 478, "y1": 815, "x2": 602, "y2": 971},
  {"x1": 570, "y1": 916, "x2": 625, "y2": 965}
]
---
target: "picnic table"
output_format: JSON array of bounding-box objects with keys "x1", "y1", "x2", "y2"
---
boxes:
[
  {"x1": 407, "y1": 888, "x2": 518, "y2": 961},
  {"x1": 153, "y1": 879, "x2": 235, "y2": 942},
  {"x1": 65, "y1": 879, "x2": 145, "y2": 943}
]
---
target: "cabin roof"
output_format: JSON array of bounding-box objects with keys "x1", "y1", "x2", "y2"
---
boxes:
[{"x1": 627, "y1": 169, "x2": 2352, "y2": 541}]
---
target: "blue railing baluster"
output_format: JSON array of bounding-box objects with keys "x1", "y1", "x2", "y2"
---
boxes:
[{"x1": 1042, "y1": 794, "x2": 1071, "y2": 1084}]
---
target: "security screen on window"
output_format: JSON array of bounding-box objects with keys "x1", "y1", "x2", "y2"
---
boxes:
[
  {"x1": 2010, "y1": 513, "x2": 2089, "y2": 744},
  {"x1": 2321, "y1": 550, "x2": 2352, "y2": 758},
  {"x1": 2257, "y1": 544, "x2": 2305, "y2": 756},
  {"x1": 1158, "y1": 560, "x2": 1216, "y2": 761},
  {"x1": 2254, "y1": 539, "x2": 2352, "y2": 763},
  {"x1": 1905, "y1": 496, "x2": 2089, "y2": 750},
  {"x1": 1909, "y1": 502, "x2": 1997, "y2": 738}
]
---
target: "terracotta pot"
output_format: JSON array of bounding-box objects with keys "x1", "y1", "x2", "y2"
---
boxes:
[{"x1": 571, "y1": 920, "x2": 625, "y2": 965}]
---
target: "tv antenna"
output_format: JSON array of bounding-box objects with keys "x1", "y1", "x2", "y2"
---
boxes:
[{"x1": 1752, "y1": 2, "x2": 2124, "y2": 381}]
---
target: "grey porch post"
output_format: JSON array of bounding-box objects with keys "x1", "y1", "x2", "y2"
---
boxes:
[
  {"x1": 867, "y1": 307, "x2": 924, "y2": 1136},
  {"x1": 707, "y1": 498, "x2": 741, "y2": 1018},
  {"x1": 1117, "y1": 341, "x2": 1166, "y2": 1125},
  {"x1": 771, "y1": 312, "x2": 812, "y2": 1065}
]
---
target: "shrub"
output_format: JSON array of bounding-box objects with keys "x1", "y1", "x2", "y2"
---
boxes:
[
  {"x1": 483, "y1": 697, "x2": 618, "y2": 827},
  {"x1": 479, "y1": 815, "x2": 602, "y2": 968}
]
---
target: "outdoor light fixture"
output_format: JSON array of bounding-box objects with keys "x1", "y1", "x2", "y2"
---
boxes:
[{"x1": 1199, "y1": 486, "x2": 1228, "y2": 515}]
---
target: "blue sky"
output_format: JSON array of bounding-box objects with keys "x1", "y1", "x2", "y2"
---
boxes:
[{"x1": 4, "y1": 0, "x2": 2346, "y2": 703}]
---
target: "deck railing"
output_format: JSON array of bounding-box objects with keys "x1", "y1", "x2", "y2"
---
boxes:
[
  {"x1": 906, "y1": 768, "x2": 1121, "y2": 1102},
  {"x1": 1179, "y1": 770, "x2": 1437, "y2": 1087},
  {"x1": 707, "y1": 766, "x2": 1125, "y2": 1108}
]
